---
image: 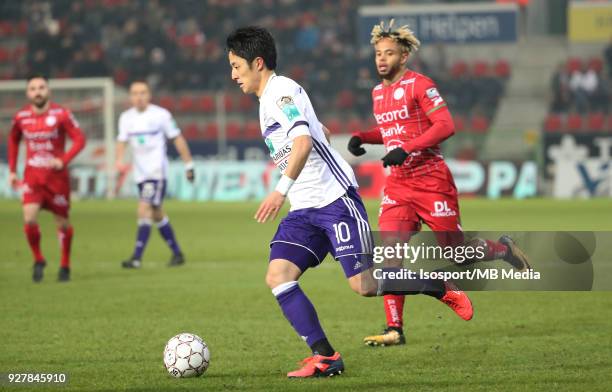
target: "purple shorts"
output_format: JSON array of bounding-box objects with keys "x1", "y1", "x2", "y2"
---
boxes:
[
  {"x1": 137, "y1": 180, "x2": 166, "y2": 207},
  {"x1": 270, "y1": 187, "x2": 373, "y2": 278}
]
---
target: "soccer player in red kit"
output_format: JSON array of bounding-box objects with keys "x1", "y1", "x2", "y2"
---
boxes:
[
  {"x1": 347, "y1": 21, "x2": 530, "y2": 346},
  {"x1": 7, "y1": 74, "x2": 86, "y2": 282}
]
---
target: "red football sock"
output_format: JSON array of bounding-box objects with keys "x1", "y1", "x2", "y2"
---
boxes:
[
  {"x1": 384, "y1": 294, "x2": 405, "y2": 328},
  {"x1": 58, "y1": 226, "x2": 73, "y2": 268},
  {"x1": 24, "y1": 223, "x2": 44, "y2": 262},
  {"x1": 482, "y1": 239, "x2": 508, "y2": 261}
]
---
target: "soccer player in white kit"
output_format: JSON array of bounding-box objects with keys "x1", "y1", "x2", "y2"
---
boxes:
[
  {"x1": 226, "y1": 26, "x2": 467, "y2": 378},
  {"x1": 115, "y1": 80, "x2": 195, "y2": 268}
]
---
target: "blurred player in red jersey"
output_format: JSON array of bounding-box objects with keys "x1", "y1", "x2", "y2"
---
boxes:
[
  {"x1": 7, "y1": 74, "x2": 86, "y2": 282},
  {"x1": 347, "y1": 21, "x2": 531, "y2": 346}
]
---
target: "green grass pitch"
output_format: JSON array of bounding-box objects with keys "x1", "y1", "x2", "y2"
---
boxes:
[{"x1": 1, "y1": 198, "x2": 611, "y2": 391}]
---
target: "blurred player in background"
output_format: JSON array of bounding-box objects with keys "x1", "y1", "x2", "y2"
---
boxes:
[
  {"x1": 7, "y1": 74, "x2": 86, "y2": 282},
  {"x1": 348, "y1": 21, "x2": 531, "y2": 346},
  {"x1": 227, "y1": 26, "x2": 473, "y2": 378},
  {"x1": 116, "y1": 80, "x2": 194, "y2": 269}
]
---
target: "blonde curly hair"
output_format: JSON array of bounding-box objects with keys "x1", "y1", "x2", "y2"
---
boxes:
[{"x1": 370, "y1": 19, "x2": 420, "y2": 53}]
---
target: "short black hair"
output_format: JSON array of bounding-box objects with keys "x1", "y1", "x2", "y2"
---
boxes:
[
  {"x1": 129, "y1": 79, "x2": 149, "y2": 88},
  {"x1": 26, "y1": 73, "x2": 48, "y2": 82},
  {"x1": 226, "y1": 26, "x2": 277, "y2": 70}
]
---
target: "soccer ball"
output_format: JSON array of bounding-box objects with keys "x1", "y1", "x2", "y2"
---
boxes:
[{"x1": 163, "y1": 333, "x2": 210, "y2": 378}]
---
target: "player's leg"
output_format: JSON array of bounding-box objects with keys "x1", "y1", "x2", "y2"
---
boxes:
[
  {"x1": 363, "y1": 217, "x2": 420, "y2": 346},
  {"x1": 22, "y1": 202, "x2": 45, "y2": 282},
  {"x1": 151, "y1": 187, "x2": 185, "y2": 267},
  {"x1": 53, "y1": 213, "x2": 72, "y2": 282},
  {"x1": 122, "y1": 181, "x2": 156, "y2": 268},
  {"x1": 46, "y1": 176, "x2": 73, "y2": 282},
  {"x1": 268, "y1": 214, "x2": 344, "y2": 378},
  {"x1": 415, "y1": 170, "x2": 529, "y2": 270}
]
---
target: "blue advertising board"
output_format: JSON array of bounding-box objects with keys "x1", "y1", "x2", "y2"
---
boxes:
[{"x1": 358, "y1": 3, "x2": 518, "y2": 45}]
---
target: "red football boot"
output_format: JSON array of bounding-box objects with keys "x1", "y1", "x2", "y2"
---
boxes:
[
  {"x1": 287, "y1": 352, "x2": 344, "y2": 378},
  {"x1": 439, "y1": 281, "x2": 474, "y2": 321}
]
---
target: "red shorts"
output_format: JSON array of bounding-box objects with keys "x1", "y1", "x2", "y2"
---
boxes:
[
  {"x1": 21, "y1": 169, "x2": 71, "y2": 217},
  {"x1": 379, "y1": 164, "x2": 462, "y2": 235}
]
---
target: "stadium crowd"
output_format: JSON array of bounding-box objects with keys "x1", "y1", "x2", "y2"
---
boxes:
[{"x1": 0, "y1": 0, "x2": 509, "y2": 135}]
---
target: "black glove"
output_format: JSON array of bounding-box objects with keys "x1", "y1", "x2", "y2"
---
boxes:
[
  {"x1": 186, "y1": 168, "x2": 195, "y2": 183},
  {"x1": 347, "y1": 136, "x2": 366, "y2": 156},
  {"x1": 381, "y1": 148, "x2": 409, "y2": 167}
]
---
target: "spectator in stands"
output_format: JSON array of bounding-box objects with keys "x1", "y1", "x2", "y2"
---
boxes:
[
  {"x1": 550, "y1": 63, "x2": 572, "y2": 113},
  {"x1": 10, "y1": 0, "x2": 506, "y2": 133},
  {"x1": 569, "y1": 63, "x2": 600, "y2": 113},
  {"x1": 604, "y1": 35, "x2": 612, "y2": 79},
  {"x1": 72, "y1": 46, "x2": 110, "y2": 77}
]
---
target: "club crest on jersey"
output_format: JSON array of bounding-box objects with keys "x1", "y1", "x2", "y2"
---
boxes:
[
  {"x1": 276, "y1": 96, "x2": 300, "y2": 121},
  {"x1": 393, "y1": 87, "x2": 404, "y2": 100},
  {"x1": 45, "y1": 116, "x2": 57, "y2": 126}
]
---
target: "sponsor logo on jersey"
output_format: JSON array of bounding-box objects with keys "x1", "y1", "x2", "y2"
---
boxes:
[
  {"x1": 45, "y1": 116, "x2": 57, "y2": 126},
  {"x1": 375, "y1": 105, "x2": 409, "y2": 124},
  {"x1": 381, "y1": 123, "x2": 406, "y2": 137},
  {"x1": 401, "y1": 78, "x2": 415, "y2": 85},
  {"x1": 336, "y1": 244, "x2": 355, "y2": 252},
  {"x1": 271, "y1": 142, "x2": 292, "y2": 171},
  {"x1": 28, "y1": 140, "x2": 53, "y2": 151},
  {"x1": 53, "y1": 194, "x2": 68, "y2": 207},
  {"x1": 430, "y1": 200, "x2": 457, "y2": 217},
  {"x1": 27, "y1": 154, "x2": 55, "y2": 168},
  {"x1": 381, "y1": 194, "x2": 397, "y2": 205},
  {"x1": 276, "y1": 96, "x2": 300, "y2": 122},
  {"x1": 23, "y1": 128, "x2": 59, "y2": 140},
  {"x1": 393, "y1": 87, "x2": 405, "y2": 100}
]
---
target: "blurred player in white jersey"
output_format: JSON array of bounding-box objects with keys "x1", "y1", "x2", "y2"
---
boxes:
[
  {"x1": 226, "y1": 26, "x2": 471, "y2": 379},
  {"x1": 115, "y1": 80, "x2": 194, "y2": 268}
]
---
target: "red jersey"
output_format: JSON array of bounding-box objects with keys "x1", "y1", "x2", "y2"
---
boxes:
[
  {"x1": 370, "y1": 69, "x2": 454, "y2": 178},
  {"x1": 8, "y1": 102, "x2": 86, "y2": 182}
]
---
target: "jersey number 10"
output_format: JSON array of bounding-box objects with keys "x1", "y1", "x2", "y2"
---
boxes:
[{"x1": 333, "y1": 222, "x2": 351, "y2": 243}]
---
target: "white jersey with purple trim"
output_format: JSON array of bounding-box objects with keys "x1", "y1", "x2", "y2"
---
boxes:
[
  {"x1": 117, "y1": 104, "x2": 181, "y2": 183},
  {"x1": 259, "y1": 74, "x2": 358, "y2": 210}
]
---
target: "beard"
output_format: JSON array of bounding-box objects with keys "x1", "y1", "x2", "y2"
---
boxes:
[
  {"x1": 31, "y1": 95, "x2": 48, "y2": 108},
  {"x1": 378, "y1": 61, "x2": 403, "y2": 81}
]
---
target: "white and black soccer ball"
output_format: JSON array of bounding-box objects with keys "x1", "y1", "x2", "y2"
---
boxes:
[{"x1": 163, "y1": 333, "x2": 210, "y2": 378}]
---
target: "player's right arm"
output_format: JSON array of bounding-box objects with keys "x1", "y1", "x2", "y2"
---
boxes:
[
  {"x1": 115, "y1": 114, "x2": 129, "y2": 172},
  {"x1": 255, "y1": 82, "x2": 313, "y2": 223},
  {"x1": 7, "y1": 115, "x2": 22, "y2": 189},
  {"x1": 115, "y1": 141, "x2": 128, "y2": 172}
]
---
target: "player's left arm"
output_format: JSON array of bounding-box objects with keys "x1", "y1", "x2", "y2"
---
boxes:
[
  {"x1": 54, "y1": 110, "x2": 86, "y2": 170},
  {"x1": 172, "y1": 135, "x2": 195, "y2": 182},
  {"x1": 382, "y1": 79, "x2": 455, "y2": 167},
  {"x1": 162, "y1": 111, "x2": 195, "y2": 182}
]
